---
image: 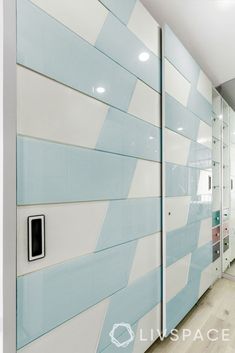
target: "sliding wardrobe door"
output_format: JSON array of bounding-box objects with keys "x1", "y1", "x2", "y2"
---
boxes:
[
  {"x1": 16, "y1": 1, "x2": 162, "y2": 352},
  {"x1": 163, "y1": 25, "x2": 218, "y2": 333}
]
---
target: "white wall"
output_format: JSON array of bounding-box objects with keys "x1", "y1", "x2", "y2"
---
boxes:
[{"x1": 0, "y1": 0, "x2": 4, "y2": 351}]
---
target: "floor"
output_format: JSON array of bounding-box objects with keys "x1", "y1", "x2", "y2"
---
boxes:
[
  {"x1": 226, "y1": 261, "x2": 235, "y2": 276},
  {"x1": 147, "y1": 278, "x2": 235, "y2": 353}
]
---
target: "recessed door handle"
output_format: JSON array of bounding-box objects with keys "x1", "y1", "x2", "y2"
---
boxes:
[
  {"x1": 28, "y1": 215, "x2": 45, "y2": 261},
  {"x1": 208, "y1": 176, "x2": 212, "y2": 191}
]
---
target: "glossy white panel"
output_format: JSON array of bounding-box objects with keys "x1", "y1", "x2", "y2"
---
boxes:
[
  {"x1": 197, "y1": 70, "x2": 212, "y2": 104},
  {"x1": 128, "y1": 232, "x2": 161, "y2": 284},
  {"x1": 212, "y1": 92, "x2": 222, "y2": 116},
  {"x1": 165, "y1": 196, "x2": 190, "y2": 232},
  {"x1": 165, "y1": 128, "x2": 190, "y2": 166},
  {"x1": 127, "y1": 1, "x2": 160, "y2": 57},
  {"x1": 197, "y1": 218, "x2": 212, "y2": 248},
  {"x1": 212, "y1": 162, "x2": 220, "y2": 187},
  {"x1": 212, "y1": 117, "x2": 222, "y2": 141},
  {"x1": 212, "y1": 139, "x2": 220, "y2": 163},
  {"x1": 17, "y1": 66, "x2": 108, "y2": 148},
  {"x1": 223, "y1": 145, "x2": 230, "y2": 166},
  {"x1": 231, "y1": 146, "x2": 235, "y2": 174},
  {"x1": 223, "y1": 189, "x2": 230, "y2": 209},
  {"x1": 223, "y1": 101, "x2": 229, "y2": 124},
  {"x1": 223, "y1": 166, "x2": 230, "y2": 189},
  {"x1": 17, "y1": 201, "x2": 109, "y2": 276},
  {"x1": 197, "y1": 120, "x2": 212, "y2": 149},
  {"x1": 30, "y1": 0, "x2": 108, "y2": 45},
  {"x1": 128, "y1": 80, "x2": 161, "y2": 127},
  {"x1": 133, "y1": 304, "x2": 161, "y2": 353},
  {"x1": 223, "y1": 124, "x2": 229, "y2": 144},
  {"x1": 128, "y1": 160, "x2": 161, "y2": 198},
  {"x1": 230, "y1": 231, "x2": 235, "y2": 262},
  {"x1": 166, "y1": 254, "x2": 191, "y2": 302},
  {"x1": 223, "y1": 249, "x2": 231, "y2": 272},
  {"x1": 212, "y1": 187, "x2": 220, "y2": 212},
  {"x1": 198, "y1": 260, "x2": 219, "y2": 298},
  {"x1": 17, "y1": 299, "x2": 109, "y2": 353},
  {"x1": 165, "y1": 59, "x2": 191, "y2": 107},
  {"x1": 197, "y1": 170, "x2": 212, "y2": 195}
]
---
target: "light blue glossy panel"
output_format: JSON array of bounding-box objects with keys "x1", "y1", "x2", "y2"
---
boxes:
[
  {"x1": 188, "y1": 196, "x2": 212, "y2": 224},
  {"x1": 188, "y1": 88, "x2": 212, "y2": 126},
  {"x1": 96, "y1": 107, "x2": 161, "y2": 162},
  {"x1": 95, "y1": 13, "x2": 161, "y2": 92},
  {"x1": 166, "y1": 281, "x2": 198, "y2": 334},
  {"x1": 99, "y1": 0, "x2": 137, "y2": 24},
  {"x1": 17, "y1": 136, "x2": 137, "y2": 205},
  {"x1": 188, "y1": 141, "x2": 212, "y2": 169},
  {"x1": 165, "y1": 94, "x2": 200, "y2": 142},
  {"x1": 165, "y1": 163, "x2": 200, "y2": 197},
  {"x1": 96, "y1": 197, "x2": 162, "y2": 251},
  {"x1": 165, "y1": 25, "x2": 200, "y2": 85},
  {"x1": 17, "y1": 0, "x2": 137, "y2": 112},
  {"x1": 189, "y1": 241, "x2": 212, "y2": 282},
  {"x1": 166, "y1": 242, "x2": 212, "y2": 333},
  {"x1": 17, "y1": 241, "x2": 137, "y2": 348},
  {"x1": 166, "y1": 222, "x2": 200, "y2": 267},
  {"x1": 98, "y1": 267, "x2": 161, "y2": 352}
]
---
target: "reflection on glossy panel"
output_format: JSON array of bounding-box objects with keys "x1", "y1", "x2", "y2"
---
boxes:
[
  {"x1": 165, "y1": 163, "x2": 200, "y2": 197},
  {"x1": 96, "y1": 107, "x2": 161, "y2": 161},
  {"x1": 188, "y1": 87, "x2": 212, "y2": 126},
  {"x1": 17, "y1": 0, "x2": 137, "y2": 112},
  {"x1": 188, "y1": 141, "x2": 212, "y2": 169},
  {"x1": 212, "y1": 115, "x2": 222, "y2": 140},
  {"x1": 197, "y1": 120, "x2": 212, "y2": 149},
  {"x1": 165, "y1": 94, "x2": 200, "y2": 142},
  {"x1": 98, "y1": 267, "x2": 161, "y2": 352},
  {"x1": 128, "y1": 0, "x2": 160, "y2": 57},
  {"x1": 198, "y1": 218, "x2": 212, "y2": 248},
  {"x1": 17, "y1": 242, "x2": 137, "y2": 348},
  {"x1": 17, "y1": 136, "x2": 137, "y2": 205},
  {"x1": 95, "y1": 12, "x2": 161, "y2": 92},
  {"x1": 17, "y1": 66, "x2": 109, "y2": 149},
  {"x1": 96, "y1": 197, "x2": 162, "y2": 251},
  {"x1": 197, "y1": 170, "x2": 212, "y2": 196},
  {"x1": 188, "y1": 196, "x2": 212, "y2": 224}
]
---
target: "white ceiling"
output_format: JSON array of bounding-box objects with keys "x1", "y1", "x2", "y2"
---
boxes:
[{"x1": 141, "y1": 0, "x2": 235, "y2": 87}]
